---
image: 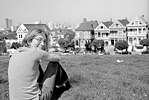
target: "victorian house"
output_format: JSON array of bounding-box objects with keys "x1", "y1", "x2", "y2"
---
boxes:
[
  {"x1": 75, "y1": 18, "x2": 98, "y2": 48},
  {"x1": 127, "y1": 15, "x2": 148, "y2": 46},
  {"x1": 94, "y1": 21, "x2": 113, "y2": 46},
  {"x1": 109, "y1": 18, "x2": 129, "y2": 45}
]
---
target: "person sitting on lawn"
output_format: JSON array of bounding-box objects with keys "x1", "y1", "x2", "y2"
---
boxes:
[{"x1": 8, "y1": 28, "x2": 71, "y2": 100}]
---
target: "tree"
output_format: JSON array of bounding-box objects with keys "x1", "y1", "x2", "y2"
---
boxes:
[
  {"x1": 115, "y1": 40, "x2": 128, "y2": 50},
  {"x1": 92, "y1": 39, "x2": 104, "y2": 52},
  {"x1": 0, "y1": 40, "x2": 7, "y2": 53},
  {"x1": 58, "y1": 38, "x2": 69, "y2": 50},
  {"x1": 58, "y1": 29, "x2": 75, "y2": 50},
  {"x1": 64, "y1": 29, "x2": 75, "y2": 41},
  {"x1": 85, "y1": 41, "x2": 92, "y2": 52},
  {"x1": 11, "y1": 42, "x2": 22, "y2": 49},
  {"x1": 140, "y1": 39, "x2": 149, "y2": 46}
]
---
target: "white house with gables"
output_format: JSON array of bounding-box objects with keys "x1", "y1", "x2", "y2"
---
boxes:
[
  {"x1": 16, "y1": 24, "x2": 28, "y2": 43},
  {"x1": 94, "y1": 21, "x2": 113, "y2": 46},
  {"x1": 109, "y1": 18, "x2": 129, "y2": 45},
  {"x1": 127, "y1": 15, "x2": 148, "y2": 46}
]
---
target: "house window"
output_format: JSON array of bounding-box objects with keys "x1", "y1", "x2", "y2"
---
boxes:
[
  {"x1": 21, "y1": 34, "x2": 22, "y2": 38},
  {"x1": 135, "y1": 21, "x2": 138, "y2": 25},
  {"x1": 116, "y1": 24, "x2": 119, "y2": 27},
  {"x1": 143, "y1": 28, "x2": 146, "y2": 31},
  {"x1": 76, "y1": 40, "x2": 79, "y2": 46},
  {"x1": 119, "y1": 30, "x2": 122, "y2": 34},
  {"x1": 138, "y1": 28, "x2": 141, "y2": 33},
  {"x1": 98, "y1": 32, "x2": 101, "y2": 37},
  {"x1": 111, "y1": 40, "x2": 114, "y2": 45},
  {"x1": 100, "y1": 26, "x2": 103, "y2": 29},
  {"x1": 19, "y1": 35, "x2": 21, "y2": 38},
  {"x1": 106, "y1": 33, "x2": 108, "y2": 37},
  {"x1": 138, "y1": 38, "x2": 141, "y2": 42}
]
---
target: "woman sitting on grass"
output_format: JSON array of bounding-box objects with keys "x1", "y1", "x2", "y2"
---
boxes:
[{"x1": 8, "y1": 28, "x2": 71, "y2": 100}]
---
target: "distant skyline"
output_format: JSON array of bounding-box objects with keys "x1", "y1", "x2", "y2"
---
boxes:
[{"x1": 0, "y1": 0, "x2": 149, "y2": 27}]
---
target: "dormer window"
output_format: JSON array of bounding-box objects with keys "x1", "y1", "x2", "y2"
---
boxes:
[
  {"x1": 100, "y1": 26, "x2": 103, "y2": 29},
  {"x1": 135, "y1": 21, "x2": 138, "y2": 25},
  {"x1": 116, "y1": 24, "x2": 119, "y2": 27}
]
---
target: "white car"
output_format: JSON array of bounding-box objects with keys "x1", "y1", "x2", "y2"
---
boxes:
[{"x1": 7, "y1": 49, "x2": 16, "y2": 57}]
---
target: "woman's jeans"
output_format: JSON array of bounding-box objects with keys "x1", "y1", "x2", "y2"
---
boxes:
[{"x1": 38, "y1": 62, "x2": 71, "y2": 100}]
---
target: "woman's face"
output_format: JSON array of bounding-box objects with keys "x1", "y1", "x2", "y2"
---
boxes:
[{"x1": 31, "y1": 34, "x2": 46, "y2": 49}]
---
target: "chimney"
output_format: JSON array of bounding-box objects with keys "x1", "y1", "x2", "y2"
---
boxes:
[
  {"x1": 110, "y1": 18, "x2": 112, "y2": 22},
  {"x1": 83, "y1": 18, "x2": 87, "y2": 23}
]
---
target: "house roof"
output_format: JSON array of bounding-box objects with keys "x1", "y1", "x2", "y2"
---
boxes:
[
  {"x1": 51, "y1": 28, "x2": 75, "y2": 36},
  {"x1": 127, "y1": 16, "x2": 148, "y2": 27},
  {"x1": 75, "y1": 20, "x2": 98, "y2": 31},
  {"x1": 118, "y1": 19, "x2": 129, "y2": 26},
  {"x1": 102, "y1": 21, "x2": 113, "y2": 28},
  {"x1": 139, "y1": 16, "x2": 148, "y2": 24},
  {"x1": 23, "y1": 24, "x2": 51, "y2": 32}
]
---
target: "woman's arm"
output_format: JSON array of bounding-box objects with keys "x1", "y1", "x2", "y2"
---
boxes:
[{"x1": 41, "y1": 51, "x2": 61, "y2": 62}]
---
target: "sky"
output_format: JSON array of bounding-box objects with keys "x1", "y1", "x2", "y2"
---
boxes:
[{"x1": 0, "y1": 0, "x2": 149, "y2": 27}]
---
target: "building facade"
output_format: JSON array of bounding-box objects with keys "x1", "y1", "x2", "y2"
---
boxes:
[
  {"x1": 109, "y1": 18, "x2": 129, "y2": 45},
  {"x1": 127, "y1": 16, "x2": 148, "y2": 46},
  {"x1": 94, "y1": 21, "x2": 113, "y2": 46}
]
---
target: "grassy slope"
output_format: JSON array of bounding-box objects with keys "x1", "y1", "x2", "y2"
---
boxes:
[{"x1": 0, "y1": 55, "x2": 149, "y2": 100}]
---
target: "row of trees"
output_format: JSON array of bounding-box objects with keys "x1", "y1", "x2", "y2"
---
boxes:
[
  {"x1": 58, "y1": 36, "x2": 149, "y2": 53},
  {"x1": 1, "y1": 38, "x2": 149, "y2": 54},
  {"x1": 115, "y1": 39, "x2": 149, "y2": 51}
]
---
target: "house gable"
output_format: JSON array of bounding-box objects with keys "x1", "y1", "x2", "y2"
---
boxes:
[
  {"x1": 16, "y1": 24, "x2": 28, "y2": 33},
  {"x1": 109, "y1": 21, "x2": 124, "y2": 29},
  {"x1": 94, "y1": 23, "x2": 109, "y2": 31},
  {"x1": 127, "y1": 16, "x2": 147, "y2": 27}
]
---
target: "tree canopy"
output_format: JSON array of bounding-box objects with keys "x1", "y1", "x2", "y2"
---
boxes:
[
  {"x1": 115, "y1": 40, "x2": 128, "y2": 50},
  {"x1": 58, "y1": 29, "x2": 75, "y2": 50},
  {"x1": 11, "y1": 42, "x2": 22, "y2": 49}
]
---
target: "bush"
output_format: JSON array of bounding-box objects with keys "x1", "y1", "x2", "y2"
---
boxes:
[
  {"x1": 115, "y1": 40, "x2": 128, "y2": 50},
  {"x1": 140, "y1": 39, "x2": 149, "y2": 46}
]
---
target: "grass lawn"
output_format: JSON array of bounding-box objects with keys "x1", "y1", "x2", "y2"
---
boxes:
[{"x1": 0, "y1": 54, "x2": 149, "y2": 100}]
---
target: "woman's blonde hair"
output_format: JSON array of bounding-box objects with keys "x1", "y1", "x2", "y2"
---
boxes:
[{"x1": 22, "y1": 28, "x2": 47, "y2": 47}]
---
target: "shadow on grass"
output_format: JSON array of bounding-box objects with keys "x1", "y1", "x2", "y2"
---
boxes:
[{"x1": 69, "y1": 74, "x2": 89, "y2": 86}]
